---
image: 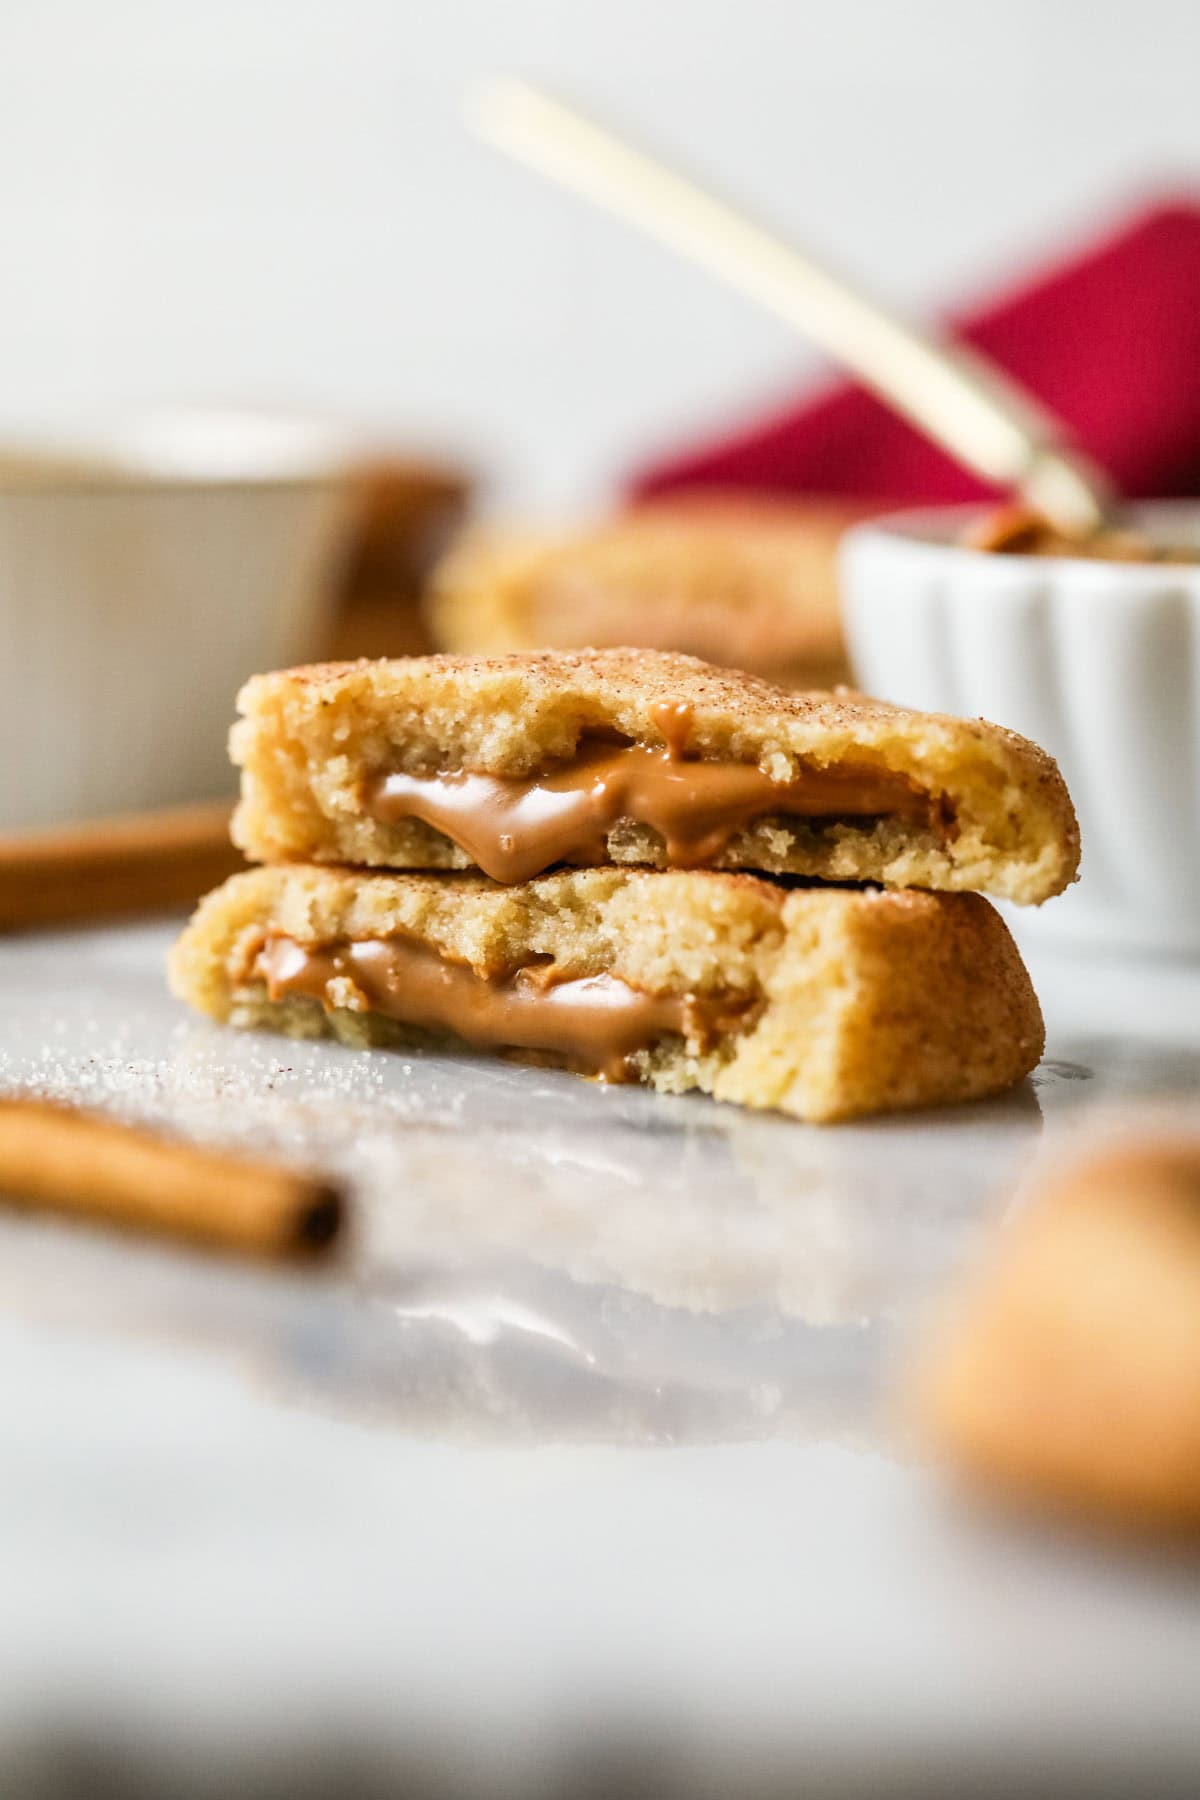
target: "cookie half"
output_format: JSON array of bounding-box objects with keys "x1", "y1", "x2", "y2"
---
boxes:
[
  {"x1": 230, "y1": 649, "x2": 1079, "y2": 905},
  {"x1": 169, "y1": 866, "x2": 1044, "y2": 1123}
]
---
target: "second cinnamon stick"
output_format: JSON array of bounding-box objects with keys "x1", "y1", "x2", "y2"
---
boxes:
[
  {"x1": 0, "y1": 1096, "x2": 346, "y2": 1260},
  {"x1": 0, "y1": 800, "x2": 244, "y2": 933}
]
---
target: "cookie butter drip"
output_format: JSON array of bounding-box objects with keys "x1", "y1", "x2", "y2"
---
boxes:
[
  {"x1": 364, "y1": 702, "x2": 934, "y2": 883},
  {"x1": 253, "y1": 933, "x2": 752, "y2": 1083},
  {"x1": 965, "y1": 503, "x2": 1199, "y2": 562}
]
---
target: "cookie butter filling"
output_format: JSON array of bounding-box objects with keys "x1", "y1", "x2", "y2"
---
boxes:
[
  {"x1": 252, "y1": 932, "x2": 755, "y2": 1083},
  {"x1": 363, "y1": 703, "x2": 942, "y2": 884}
]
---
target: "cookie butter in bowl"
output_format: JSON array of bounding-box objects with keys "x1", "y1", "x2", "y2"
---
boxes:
[{"x1": 841, "y1": 501, "x2": 1200, "y2": 954}]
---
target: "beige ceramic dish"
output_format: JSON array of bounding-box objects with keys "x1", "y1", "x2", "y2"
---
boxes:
[{"x1": 0, "y1": 410, "x2": 364, "y2": 830}]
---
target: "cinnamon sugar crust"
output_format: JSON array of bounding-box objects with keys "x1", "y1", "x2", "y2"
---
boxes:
[{"x1": 230, "y1": 649, "x2": 1079, "y2": 905}]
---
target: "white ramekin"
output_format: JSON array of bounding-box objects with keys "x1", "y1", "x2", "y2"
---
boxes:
[
  {"x1": 840, "y1": 502, "x2": 1200, "y2": 955},
  {"x1": 0, "y1": 410, "x2": 363, "y2": 830}
]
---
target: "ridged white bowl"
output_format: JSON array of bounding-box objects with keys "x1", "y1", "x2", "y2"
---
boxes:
[
  {"x1": 0, "y1": 411, "x2": 359, "y2": 830},
  {"x1": 840, "y1": 503, "x2": 1200, "y2": 955}
]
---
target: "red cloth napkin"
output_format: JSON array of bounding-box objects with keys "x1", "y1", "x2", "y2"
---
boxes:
[{"x1": 629, "y1": 199, "x2": 1200, "y2": 506}]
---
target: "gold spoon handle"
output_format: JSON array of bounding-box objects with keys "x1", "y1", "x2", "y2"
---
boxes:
[{"x1": 470, "y1": 79, "x2": 1112, "y2": 536}]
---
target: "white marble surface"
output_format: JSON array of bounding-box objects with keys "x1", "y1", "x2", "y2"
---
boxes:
[{"x1": 1, "y1": 915, "x2": 1199, "y2": 1794}]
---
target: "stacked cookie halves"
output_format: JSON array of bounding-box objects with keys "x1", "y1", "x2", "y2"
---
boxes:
[{"x1": 170, "y1": 650, "x2": 1079, "y2": 1122}]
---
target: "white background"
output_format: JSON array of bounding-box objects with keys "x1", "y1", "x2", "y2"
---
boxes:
[{"x1": 1, "y1": 0, "x2": 1198, "y2": 507}]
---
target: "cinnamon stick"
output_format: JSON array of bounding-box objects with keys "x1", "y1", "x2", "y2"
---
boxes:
[
  {"x1": 0, "y1": 800, "x2": 244, "y2": 932},
  {"x1": 0, "y1": 1097, "x2": 345, "y2": 1260}
]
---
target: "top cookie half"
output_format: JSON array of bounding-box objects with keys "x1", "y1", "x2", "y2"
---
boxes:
[{"x1": 230, "y1": 649, "x2": 1080, "y2": 905}]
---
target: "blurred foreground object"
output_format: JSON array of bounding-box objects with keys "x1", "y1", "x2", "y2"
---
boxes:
[
  {"x1": 0, "y1": 1096, "x2": 345, "y2": 1260},
  {"x1": 328, "y1": 457, "x2": 472, "y2": 660},
  {"x1": 632, "y1": 200, "x2": 1200, "y2": 509},
  {"x1": 912, "y1": 1136, "x2": 1200, "y2": 1536},
  {"x1": 428, "y1": 496, "x2": 870, "y2": 686},
  {"x1": 0, "y1": 800, "x2": 243, "y2": 932}
]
